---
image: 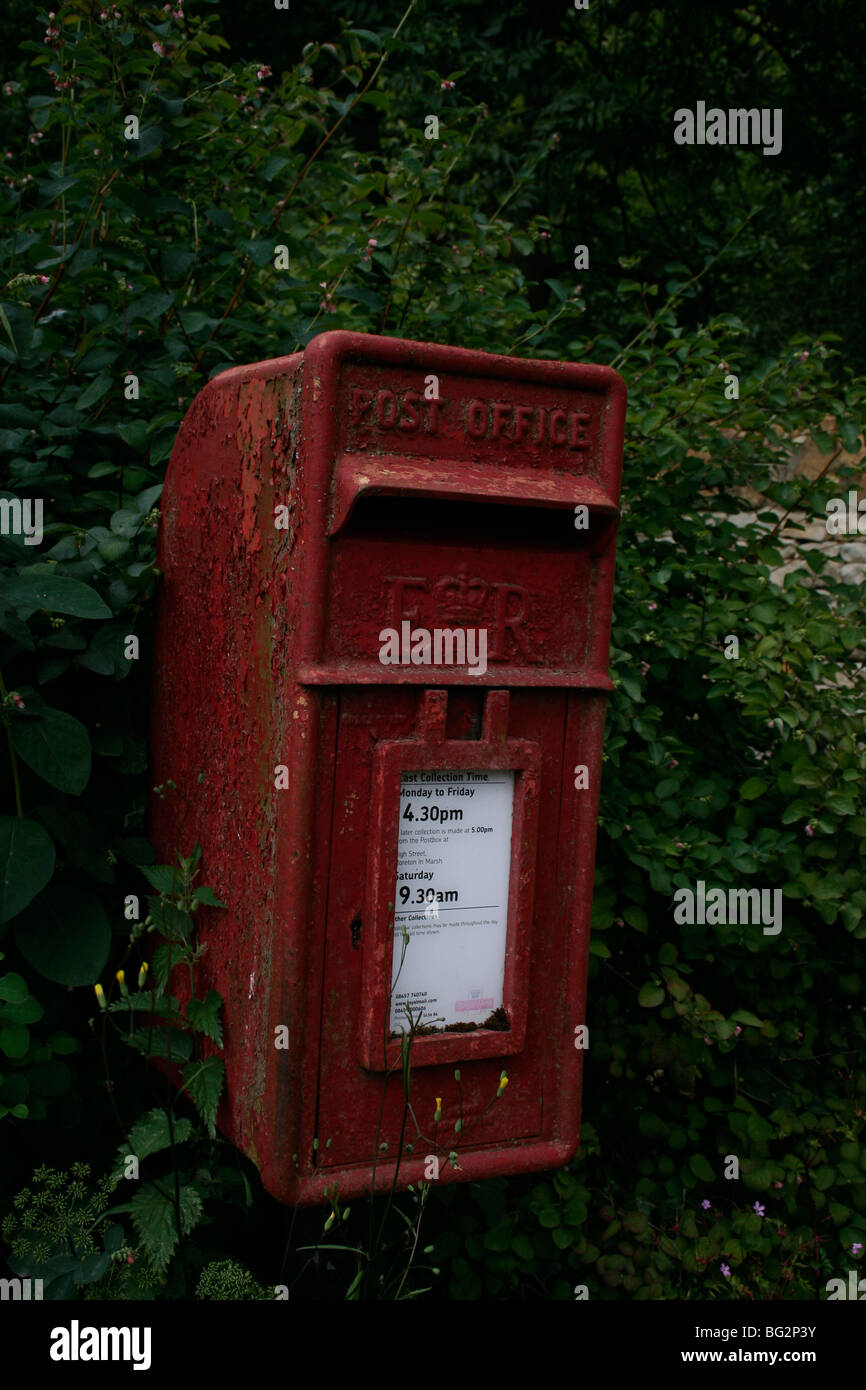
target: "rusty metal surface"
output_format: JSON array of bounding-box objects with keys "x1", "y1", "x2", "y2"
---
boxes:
[{"x1": 150, "y1": 331, "x2": 626, "y2": 1205}]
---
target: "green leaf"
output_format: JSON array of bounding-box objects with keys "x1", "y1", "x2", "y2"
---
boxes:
[
  {"x1": 639, "y1": 406, "x2": 667, "y2": 433},
  {"x1": 638, "y1": 983, "x2": 665, "y2": 1008},
  {"x1": 162, "y1": 247, "x2": 196, "y2": 281},
  {"x1": 103, "y1": 1223, "x2": 125, "y2": 1255},
  {"x1": 0, "y1": 971, "x2": 28, "y2": 1003},
  {"x1": 689, "y1": 1153, "x2": 715, "y2": 1183},
  {"x1": 740, "y1": 778, "x2": 767, "y2": 801},
  {"x1": 76, "y1": 374, "x2": 113, "y2": 411},
  {"x1": 3, "y1": 575, "x2": 111, "y2": 619},
  {"x1": 182, "y1": 1054, "x2": 224, "y2": 1137},
  {"x1": 262, "y1": 155, "x2": 291, "y2": 182},
  {"x1": 0, "y1": 816, "x2": 55, "y2": 923},
  {"x1": 185, "y1": 991, "x2": 223, "y2": 1046},
  {"x1": 11, "y1": 707, "x2": 91, "y2": 794},
  {"x1": 730, "y1": 1010, "x2": 763, "y2": 1027},
  {"x1": 623, "y1": 1210, "x2": 649, "y2": 1234},
  {"x1": 127, "y1": 1107, "x2": 193, "y2": 1160},
  {"x1": 73, "y1": 1252, "x2": 109, "y2": 1285},
  {"x1": 0, "y1": 1022, "x2": 29, "y2": 1058},
  {"x1": 0, "y1": 302, "x2": 34, "y2": 356},
  {"x1": 511, "y1": 1233, "x2": 535, "y2": 1261},
  {"x1": 14, "y1": 884, "x2": 111, "y2": 986},
  {"x1": 544, "y1": 278, "x2": 568, "y2": 302},
  {"x1": 124, "y1": 1026, "x2": 193, "y2": 1063},
  {"x1": 341, "y1": 285, "x2": 384, "y2": 310},
  {"x1": 128, "y1": 1181, "x2": 203, "y2": 1275},
  {"x1": 140, "y1": 864, "x2": 183, "y2": 894},
  {"x1": 190, "y1": 885, "x2": 226, "y2": 908}
]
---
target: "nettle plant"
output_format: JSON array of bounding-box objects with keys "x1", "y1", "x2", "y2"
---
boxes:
[
  {"x1": 3, "y1": 844, "x2": 235, "y2": 1298},
  {"x1": 0, "y1": 0, "x2": 863, "y2": 1300}
]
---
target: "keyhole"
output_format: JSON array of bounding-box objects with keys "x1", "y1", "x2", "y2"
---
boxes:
[{"x1": 350, "y1": 917, "x2": 361, "y2": 949}]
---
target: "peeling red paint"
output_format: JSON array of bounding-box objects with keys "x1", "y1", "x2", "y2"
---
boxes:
[{"x1": 150, "y1": 332, "x2": 626, "y2": 1206}]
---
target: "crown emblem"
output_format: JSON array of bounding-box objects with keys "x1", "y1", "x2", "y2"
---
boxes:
[{"x1": 432, "y1": 566, "x2": 488, "y2": 624}]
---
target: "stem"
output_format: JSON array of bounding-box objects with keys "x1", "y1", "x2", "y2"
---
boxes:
[
  {"x1": 0, "y1": 671, "x2": 24, "y2": 816},
  {"x1": 610, "y1": 209, "x2": 759, "y2": 372}
]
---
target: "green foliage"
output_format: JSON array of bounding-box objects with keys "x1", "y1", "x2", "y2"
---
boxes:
[
  {"x1": 0, "y1": 951, "x2": 79, "y2": 1119},
  {"x1": 196, "y1": 1258, "x2": 274, "y2": 1301},
  {"x1": 2, "y1": 1162, "x2": 125, "y2": 1298}
]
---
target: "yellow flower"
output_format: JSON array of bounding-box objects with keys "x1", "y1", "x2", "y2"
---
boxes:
[
  {"x1": 137, "y1": 962, "x2": 149, "y2": 989},
  {"x1": 94, "y1": 982, "x2": 107, "y2": 1010},
  {"x1": 116, "y1": 969, "x2": 129, "y2": 997},
  {"x1": 497, "y1": 1071, "x2": 509, "y2": 1097}
]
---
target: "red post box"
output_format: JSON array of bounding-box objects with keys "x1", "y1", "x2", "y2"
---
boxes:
[{"x1": 150, "y1": 330, "x2": 626, "y2": 1205}]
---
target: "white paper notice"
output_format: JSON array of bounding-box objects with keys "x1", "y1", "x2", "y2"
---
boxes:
[{"x1": 389, "y1": 770, "x2": 515, "y2": 1033}]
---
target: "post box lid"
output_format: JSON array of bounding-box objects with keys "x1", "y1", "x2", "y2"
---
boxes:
[{"x1": 329, "y1": 453, "x2": 619, "y2": 533}]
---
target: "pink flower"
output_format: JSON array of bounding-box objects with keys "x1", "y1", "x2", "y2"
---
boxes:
[
  {"x1": 152, "y1": 42, "x2": 167, "y2": 57},
  {"x1": 721, "y1": 1263, "x2": 731, "y2": 1277},
  {"x1": 639, "y1": 660, "x2": 650, "y2": 675},
  {"x1": 733, "y1": 1025, "x2": 742, "y2": 1036},
  {"x1": 753, "y1": 1201, "x2": 765, "y2": 1217},
  {"x1": 257, "y1": 66, "x2": 272, "y2": 80},
  {"x1": 647, "y1": 601, "x2": 657, "y2": 611},
  {"x1": 440, "y1": 79, "x2": 456, "y2": 90},
  {"x1": 37, "y1": 275, "x2": 50, "y2": 284},
  {"x1": 805, "y1": 824, "x2": 814, "y2": 837},
  {"x1": 701, "y1": 1199, "x2": 711, "y2": 1210}
]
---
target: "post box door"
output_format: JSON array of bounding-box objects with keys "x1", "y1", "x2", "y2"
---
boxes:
[{"x1": 313, "y1": 683, "x2": 583, "y2": 1175}]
